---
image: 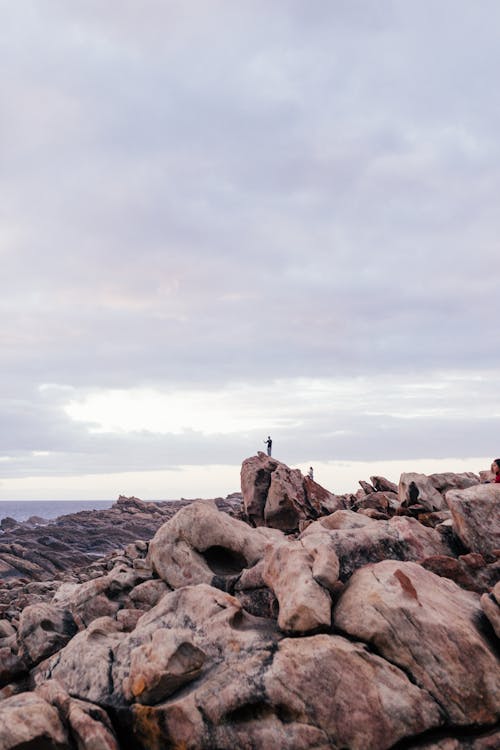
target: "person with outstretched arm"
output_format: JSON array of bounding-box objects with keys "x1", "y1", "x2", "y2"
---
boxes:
[{"x1": 264, "y1": 436, "x2": 272, "y2": 456}]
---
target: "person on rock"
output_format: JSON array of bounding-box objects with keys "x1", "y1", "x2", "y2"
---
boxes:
[
  {"x1": 308, "y1": 466, "x2": 314, "y2": 480},
  {"x1": 491, "y1": 459, "x2": 500, "y2": 483},
  {"x1": 264, "y1": 436, "x2": 272, "y2": 456}
]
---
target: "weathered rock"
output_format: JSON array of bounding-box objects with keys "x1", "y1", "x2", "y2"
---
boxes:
[
  {"x1": 264, "y1": 635, "x2": 441, "y2": 750},
  {"x1": 301, "y1": 515, "x2": 452, "y2": 581},
  {"x1": 147, "y1": 501, "x2": 281, "y2": 589},
  {"x1": 0, "y1": 646, "x2": 27, "y2": 687},
  {"x1": 17, "y1": 602, "x2": 77, "y2": 666},
  {"x1": 399, "y1": 472, "x2": 446, "y2": 511},
  {"x1": 37, "y1": 679, "x2": 119, "y2": 750},
  {"x1": 262, "y1": 537, "x2": 337, "y2": 632},
  {"x1": 304, "y1": 509, "x2": 378, "y2": 531},
  {"x1": 35, "y1": 616, "x2": 126, "y2": 705},
  {"x1": 241, "y1": 453, "x2": 342, "y2": 531},
  {"x1": 0, "y1": 692, "x2": 70, "y2": 749},
  {"x1": 481, "y1": 581, "x2": 500, "y2": 638},
  {"x1": 128, "y1": 632, "x2": 441, "y2": 750},
  {"x1": 371, "y1": 475, "x2": 398, "y2": 493},
  {"x1": 421, "y1": 554, "x2": 499, "y2": 593},
  {"x1": 445, "y1": 484, "x2": 500, "y2": 556},
  {"x1": 334, "y1": 560, "x2": 500, "y2": 725},
  {"x1": 428, "y1": 472, "x2": 480, "y2": 493},
  {"x1": 123, "y1": 628, "x2": 206, "y2": 704}
]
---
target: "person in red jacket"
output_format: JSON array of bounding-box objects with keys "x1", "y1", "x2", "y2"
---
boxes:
[{"x1": 491, "y1": 459, "x2": 500, "y2": 483}]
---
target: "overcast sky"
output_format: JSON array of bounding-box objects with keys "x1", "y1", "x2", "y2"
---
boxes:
[{"x1": 1, "y1": 1, "x2": 499, "y2": 500}]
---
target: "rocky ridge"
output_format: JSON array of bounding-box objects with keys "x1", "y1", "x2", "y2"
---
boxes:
[{"x1": 0, "y1": 456, "x2": 498, "y2": 749}]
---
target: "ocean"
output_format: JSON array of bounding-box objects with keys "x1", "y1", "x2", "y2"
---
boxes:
[{"x1": 0, "y1": 500, "x2": 115, "y2": 524}]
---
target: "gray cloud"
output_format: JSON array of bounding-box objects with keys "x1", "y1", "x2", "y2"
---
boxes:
[{"x1": 1, "y1": 1, "x2": 500, "y2": 483}]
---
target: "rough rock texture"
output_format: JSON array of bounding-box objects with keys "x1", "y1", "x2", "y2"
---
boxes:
[
  {"x1": 301, "y1": 514, "x2": 452, "y2": 580},
  {"x1": 17, "y1": 602, "x2": 77, "y2": 665},
  {"x1": 147, "y1": 500, "x2": 281, "y2": 589},
  {"x1": 1, "y1": 462, "x2": 499, "y2": 750},
  {"x1": 0, "y1": 692, "x2": 70, "y2": 749},
  {"x1": 240, "y1": 452, "x2": 342, "y2": 530},
  {"x1": 481, "y1": 581, "x2": 500, "y2": 638},
  {"x1": 445, "y1": 484, "x2": 500, "y2": 556},
  {"x1": 399, "y1": 472, "x2": 446, "y2": 512},
  {"x1": 334, "y1": 560, "x2": 500, "y2": 725},
  {"x1": 262, "y1": 536, "x2": 338, "y2": 632}
]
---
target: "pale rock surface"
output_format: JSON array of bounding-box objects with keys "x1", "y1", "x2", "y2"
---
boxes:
[
  {"x1": 17, "y1": 602, "x2": 77, "y2": 665},
  {"x1": 36, "y1": 679, "x2": 119, "y2": 750},
  {"x1": 264, "y1": 634, "x2": 441, "y2": 750},
  {"x1": 334, "y1": 560, "x2": 500, "y2": 725},
  {"x1": 301, "y1": 515, "x2": 452, "y2": 580},
  {"x1": 399, "y1": 472, "x2": 446, "y2": 511},
  {"x1": 123, "y1": 628, "x2": 206, "y2": 704},
  {"x1": 147, "y1": 500, "x2": 280, "y2": 589},
  {"x1": 445, "y1": 484, "x2": 500, "y2": 556},
  {"x1": 428, "y1": 471, "x2": 480, "y2": 493},
  {"x1": 481, "y1": 581, "x2": 500, "y2": 638},
  {"x1": 241, "y1": 452, "x2": 342, "y2": 531},
  {"x1": 0, "y1": 692, "x2": 70, "y2": 750},
  {"x1": 262, "y1": 538, "x2": 336, "y2": 632},
  {"x1": 35, "y1": 617, "x2": 126, "y2": 705}
]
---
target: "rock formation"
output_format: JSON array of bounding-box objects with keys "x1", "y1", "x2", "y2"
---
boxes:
[{"x1": 0, "y1": 459, "x2": 498, "y2": 749}]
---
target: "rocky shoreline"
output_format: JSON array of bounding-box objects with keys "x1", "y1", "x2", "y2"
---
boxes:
[{"x1": 0, "y1": 454, "x2": 498, "y2": 749}]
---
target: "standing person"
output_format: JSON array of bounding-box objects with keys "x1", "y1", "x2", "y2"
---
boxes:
[
  {"x1": 308, "y1": 466, "x2": 314, "y2": 480},
  {"x1": 264, "y1": 436, "x2": 272, "y2": 456},
  {"x1": 491, "y1": 459, "x2": 500, "y2": 483}
]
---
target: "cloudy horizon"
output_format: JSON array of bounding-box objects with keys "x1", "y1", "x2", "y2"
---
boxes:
[{"x1": 2, "y1": 1, "x2": 499, "y2": 501}]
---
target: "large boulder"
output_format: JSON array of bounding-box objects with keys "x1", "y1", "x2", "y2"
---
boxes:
[
  {"x1": 262, "y1": 535, "x2": 339, "y2": 632},
  {"x1": 301, "y1": 515, "x2": 452, "y2": 580},
  {"x1": 36, "y1": 679, "x2": 119, "y2": 750},
  {"x1": 399, "y1": 472, "x2": 445, "y2": 512},
  {"x1": 0, "y1": 692, "x2": 70, "y2": 749},
  {"x1": 334, "y1": 560, "x2": 500, "y2": 725},
  {"x1": 445, "y1": 484, "x2": 500, "y2": 556},
  {"x1": 17, "y1": 602, "x2": 77, "y2": 666},
  {"x1": 147, "y1": 501, "x2": 281, "y2": 589},
  {"x1": 428, "y1": 472, "x2": 480, "y2": 493},
  {"x1": 240, "y1": 453, "x2": 342, "y2": 531}
]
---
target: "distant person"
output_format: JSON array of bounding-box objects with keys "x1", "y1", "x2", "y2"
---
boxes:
[
  {"x1": 264, "y1": 436, "x2": 272, "y2": 456},
  {"x1": 492, "y1": 459, "x2": 500, "y2": 483},
  {"x1": 308, "y1": 466, "x2": 314, "y2": 480}
]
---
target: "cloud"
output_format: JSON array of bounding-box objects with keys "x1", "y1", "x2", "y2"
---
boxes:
[{"x1": 1, "y1": 2, "x2": 500, "y2": 489}]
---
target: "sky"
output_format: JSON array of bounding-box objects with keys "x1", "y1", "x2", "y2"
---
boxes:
[{"x1": 1, "y1": 1, "x2": 499, "y2": 500}]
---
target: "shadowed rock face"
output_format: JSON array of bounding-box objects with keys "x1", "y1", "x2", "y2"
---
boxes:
[
  {"x1": 240, "y1": 452, "x2": 343, "y2": 531},
  {"x1": 1, "y1": 460, "x2": 499, "y2": 750}
]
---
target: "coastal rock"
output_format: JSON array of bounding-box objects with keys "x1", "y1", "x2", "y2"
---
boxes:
[
  {"x1": 334, "y1": 560, "x2": 500, "y2": 725},
  {"x1": 445, "y1": 484, "x2": 500, "y2": 556},
  {"x1": 263, "y1": 634, "x2": 441, "y2": 750},
  {"x1": 428, "y1": 472, "x2": 480, "y2": 493},
  {"x1": 301, "y1": 515, "x2": 452, "y2": 580},
  {"x1": 481, "y1": 582, "x2": 500, "y2": 638},
  {"x1": 36, "y1": 679, "x2": 119, "y2": 750},
  {"x1": 240, "y1": 453, "x2": 342, "y2": 531},
  {"x1": 0, "y1": 692, "x2": 70, "y2": 749},
  {"x1": 370, "y1": 475, "x2": 398, "y2": 493},
  {"x1": 262, "y1": 537, "x2": 337, "y2": 632},
  {"x1": 399, "y1": 472, "x2": 445, "y2": 512},
  {"x1": 17, "y1": 602, "x2": 77, "y2": 665},
  {"x1": 147, "y1": 501, "x2": 279, "y2": 589},
  {"x1": 123, "y1": 628, "x2": 206, "y2": 704}
]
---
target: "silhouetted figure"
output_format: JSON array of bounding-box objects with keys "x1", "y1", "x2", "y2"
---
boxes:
[
  {"x1": 264, "y1": 436, "x2": 272, "y2": 456},
  {"x1": 308, "y1": 466, "x2": 314, "y2": 480}
]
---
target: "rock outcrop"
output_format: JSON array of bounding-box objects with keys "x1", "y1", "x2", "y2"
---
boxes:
[
  {"x1": 1, "y1": 459, "x2": 499, "y2": 750},
  {"x1": 240, "y1": 452, "x2": 343, "y2": 531}
]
